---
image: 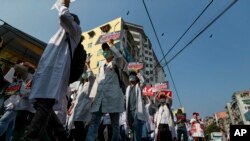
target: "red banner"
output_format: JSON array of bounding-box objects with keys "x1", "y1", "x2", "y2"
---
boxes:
[
  {"x1": 153, "y1": 83, "x2": 168, "y2": 92},
  {"x1": 95, "y1": 31, "x2": 122, "y2": 45},
  {"x1": 143, "y1": 86, "x2": 154, "y2": 96},
  {"x1": 127, "y1": 62, "x2": 144, "y2": 71},
  {"x1": 157, "y1": 90, "x2": 172, "y2": 99}
]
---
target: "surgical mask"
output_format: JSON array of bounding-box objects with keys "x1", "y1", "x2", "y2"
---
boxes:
[
  {"x1": 159, "y1": 98, "x2": 166, "y2": 105},
  {"x1": 129, "y1": 75, "x2": 136, "y2": 82},
  {"x1": 102, "y1": 50, "x2": 112, "y2": 59},
  {"x1": 81, "y1": 73, "x2": 88, "y2": 80}
]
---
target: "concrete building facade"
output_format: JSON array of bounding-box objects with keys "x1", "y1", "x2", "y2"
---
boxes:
[
  {"x1": 82, "y1": 17, "x2": 166, "y2": 86},
  {"x1": 124, "y1": 22, "x2": 166, "y2": 85},
  {"x1": 226, "y1": 90, "x2": 250, "y2": 125}
]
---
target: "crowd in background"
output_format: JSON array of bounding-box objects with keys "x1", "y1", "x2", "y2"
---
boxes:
[{"x1": 0, "y1": 0, "x2": 206, "y2": 141}]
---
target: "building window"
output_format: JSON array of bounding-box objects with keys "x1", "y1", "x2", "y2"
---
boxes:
[
  {"x1": 88, "y1": 43, "x2": 92, "y2": 48},
  {"x1": 150, "y1": 64, "x2": 153, "y2": 68},
  {"x1": 145, "y1": 50, "x2": 148, "y2": 54},
  {"x1": 97, "y1": 49, "x2": 103, "y2": 56},
  {"x1": 150, "y1": 71, "x2": 153, "y2": 74},
  {"x1": 149, "y1": 52, "x2": 152, "y2": 55},
  {"x1": 241, "y1": 92, "x2": 250, "y2": 98},
  {"x1": 148, "y1": 46, "x2": 152, "y2": 50},
  {"x1": 100, "y1": 24, "x2": 111, "y2": 33},
  {"x1": 145, "y1": 57, "x2": 148, "y2": 60},
  {"x1": 146, "y1": 71, "x2": 149, "y2": 75},
  {"x1": 245, "y1": 106, "x2": 250, "y2": 110},
  {"x1": 150, "y1": 77, "x2": 154, "y2": 81},
  {"x1": 243, "y1": 100, "x2": 250, "y2": 105},
  {"x1": 88, "y1": 31, "x2": 95, "y2": 38},
  {"x1": 149, "y1": 58, "x2": 152, "y2": 61}
]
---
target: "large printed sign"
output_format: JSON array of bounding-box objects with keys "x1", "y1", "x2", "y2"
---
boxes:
[
  {"x1": 95, "y1": 31, "x2": 122, "y2": 45},
  {"x1": 127, "y1": 62, "x2": 144, "y2": 71},
  {"x1": 157, "y1": 90, "x2": 172, "y2": 99},
  {"x1": 153, "y1": 83, "x2": 168, "y2": 92},
  {"x1": 143, "y1": 86, "x2": 154, "y2": 96}
]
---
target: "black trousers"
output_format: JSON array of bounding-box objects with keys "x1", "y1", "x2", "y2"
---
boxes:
[
  {"x1": 98, "y1": 120, "x2": 112, "y2": 141},
  {"x1": 157, "y1": 124, "x2": 172, "y2": 141},
  {"x1": 22, "y1": 98, "x2": 67, "y2": 141},
  {"x1": 68, "y1": 121, "x2": 88, "y2": 141},
  {"x1": 13, "y1": 111, "x2": 34, "y2": 141}
]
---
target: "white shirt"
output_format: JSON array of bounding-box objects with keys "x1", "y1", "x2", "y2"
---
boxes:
[{"x1": 159, "y1": 105, "x2": 171, "y2": 124}]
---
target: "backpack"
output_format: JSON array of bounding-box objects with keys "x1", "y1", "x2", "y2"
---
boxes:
[{"x1": 66, "y1": 35, "x2": 87, "y2": 84}]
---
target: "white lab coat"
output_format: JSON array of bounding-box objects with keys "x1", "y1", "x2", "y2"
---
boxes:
[
  {"x1": 89, "y1": 59, "x2": 125, "y2": 113},
  {"x1": 154, "y1": 105, "x2": 176, "y2": 140},
  {"x1": 69, "y1": 69, "x2": 94, "y2": 123},
  {"x1": 29, "y1": 3, "x2": 81, "y2": 110},
  {"x1": 125, "y1": 84, "x2": 146, "y2": 122},
  {"x1": 125, "y1": 72, "x2": 146, "y2": 121}
]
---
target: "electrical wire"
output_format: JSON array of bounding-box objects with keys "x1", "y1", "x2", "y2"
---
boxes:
[
  {"x1": 162, "y1": 0, "x2": 238, "y2": 68},
  {"x1": 153, "y1": 0, "x2": 214, "y2": 71},
  {"x1": 142, "y1": 0, "x2": 182, "y2": 107}
]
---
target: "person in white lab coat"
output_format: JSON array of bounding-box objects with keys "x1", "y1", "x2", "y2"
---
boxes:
[
  {"x1": 67, "y1": 61, "x2": 94, "y2": 141},
  {"x1": 22, "y1": 0, "x2": 81, "y2": 140},
  {"x1": 154, "y1": 93, "x2": 176, "y2": 141},
  {"x1": 86, "y1": 42, "x2": 125, "y2": 141},
  {"x1": 125, "y1": 71, "x2": 146, "y2": 141},
  {"x1": 0, "y1": 64, "x2": 34, "y2": 141}
]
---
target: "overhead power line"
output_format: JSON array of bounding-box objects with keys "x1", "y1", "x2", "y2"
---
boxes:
[
  {"x1": 153, "y1": 0, "x2": 214, "y2": 71},
  {"x1": 162, "y1": 0, "x2": 238, "y2": 68},
  {"x1": 142, "y1": 0, "x2": 182, "y2": 107}
]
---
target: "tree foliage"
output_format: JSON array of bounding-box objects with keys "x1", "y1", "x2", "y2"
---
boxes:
[{"x1": 204, "y1": 122, "x2": 221, "y2": 140}]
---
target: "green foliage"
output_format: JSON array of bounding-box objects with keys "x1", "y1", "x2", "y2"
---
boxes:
[{"x1": 204, "y1": 122, "x2": 221, "y2": 140}]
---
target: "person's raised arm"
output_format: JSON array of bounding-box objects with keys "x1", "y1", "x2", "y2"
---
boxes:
[{"x1": 58, "y1": 0, "x2": 81, "y2": 41}]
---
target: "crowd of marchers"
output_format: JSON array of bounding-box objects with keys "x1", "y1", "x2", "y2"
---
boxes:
[{"x1": 0, "y1": 0, "x2": 207, "y2": 141}]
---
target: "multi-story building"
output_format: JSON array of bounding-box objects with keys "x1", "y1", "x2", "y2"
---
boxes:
[
  {"x1": 226, "y1": 90, "x2": 250, "y2": 125},
  {"x1": 82, "y1": 17, "x2": 166, "y2": 86},
  {"x1": 214, "y1": 111, "x2": 229, "y2": 134},
  {"x1": 124, "y1": 22, "x2": 166, "y2": 85},
  {"x1": 0, "y1": 21, "x2": 46, "y2": 73},
  {"x1": 225, "y1": 102, "x2": 234, "y2": 125},
  {"x1": 152, "y1": 51, "x2": 167, "y2": 84},
  {"x1": 82, "y1": 17, "x2": 139, "y2": 86}
]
